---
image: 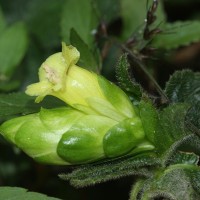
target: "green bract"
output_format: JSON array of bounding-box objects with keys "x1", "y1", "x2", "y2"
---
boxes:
[{"x1": 0, "y1": 43, "x2": 156, "y2": 165}]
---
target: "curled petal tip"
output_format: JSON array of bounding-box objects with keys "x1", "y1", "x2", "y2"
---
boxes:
[
  {"x1": 25, "y1": 81, "x2": 52, "y2": 103},
  {"x1": 62, "y1": 42, "x2": 80, "y2": 66}
]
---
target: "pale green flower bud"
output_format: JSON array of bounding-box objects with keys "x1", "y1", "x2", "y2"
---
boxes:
[
  {"x1": 25, "y1": 43, "x2": 136, "y2": 121},
  {"x1": 0, "y1": 107, "x2": 154, "y2": 165},
  {"x1": 0, "y1": 44, "x2": 156, "y2": 165},
  {"x1": 0, "y1": 108, "x2": 84, "y2": 165}
]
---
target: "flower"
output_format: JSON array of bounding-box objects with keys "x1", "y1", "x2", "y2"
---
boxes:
[
  {"x1": 0, "y1": 43, "x2": 156, "y2": 165},
  {"x1": 25, "y1": 43, "x2": 136, "y2": 122}
]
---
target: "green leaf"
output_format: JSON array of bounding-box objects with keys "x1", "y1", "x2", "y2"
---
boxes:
[
  {"x1": 152, "y1": 21, "x2": 200, "y2": 49},
  {"x1": 1, "y1": 0, "x2": 62, "y2": 49},
  {"x1": 165, "y1": 70, "x2": 200, "y2": 104},
  {"x1": 59, "y1": 153, "x2": 160, "y2": 188},
  {"x1": 26, "y1": 0, "x2": 62, "y2": 48},
  {"x1": 131, "y1": 164, "x2": 200, "y2": 200},
  {"x1": 0, "y1": 7, "x2": 6, "y2": 34},
  {"x1": 22, "y1": 40, "x2": 45, "y2": 85},
  {"x1": 116, "y1": 54, "x2": 142, "y2": 102},
  {"x1": 167, "y1": 151, "x2": 199, "y2": 166},
  {"x1": 139, "y1": 100, "x2": 158, "y2": 144},
  {"x1": 129, "y1": 179, "x2": 146, "y2": 200},
  {"x1": 0, "y1": 93, "x2": 65, "y2": 120},
  {"x1": 92, "y1": 0, "x2": 120, "y2": 23},
  {"x1": 101, "y1": 43, "x2": 122, "y2": 80},
  {"x1": 70, "y1": 28, "x2": 100, "y2": 73},
  {"x1": 121, "y1": 0, "x2": 166, "y2": 40},
  {"x1": 154, "y1": 103, "x2": 190, "y2": 156},
  {"x1": 164, "y1": 134, "x2": 200, "y2": 167},
  {"x1": 61, "y1": 0, "x2": 98, "y2": 47},
  {"x1": 0, "y1": 0, "x2": 30, "y2": 24},
  {"x1": 189, "y1": 166, "x2": 200, "y2": 194},
  {"x1": 0, "y1": 186, "x2": 61, "y2": 200},
  {"x1": 0, "y1": 22, "x2": 28, "y2": 80},
  {"x1": 0, "y1": 80, "x2": 20, "y2": 92},
  {"x1": 186, "y1": 102, "x2": 200, "y2": 131}
]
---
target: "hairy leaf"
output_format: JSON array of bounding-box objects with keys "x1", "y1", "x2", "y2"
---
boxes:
[
  {"x1": 152, "y1": 21, "x2": 200, "y2": 49},
  {"x1": 70, "y1": 28, "x2": 100, "y2": 73},
  {"x1": 0, "y1": 186, "x2": 61, "y2": 200},
  {"x1": 189, "y1": 167, "x2": 200, "y2": 194},
  {"x1": 59, "y1": 153, "x2": 160, "y2": 188},
  {"x1": 166, "y1": 151, "x2": 199, "y2": 166},
  {"x1": 154, "y1": 103, "x2": 190, "y2": 156},
  {"x1": 130, "y1": 164, "x2": 200, "y2": 200},
  {"x1": 164, "y1": 134, "x2": 200, "y2": 167},
  {"x1": 116, "y1": 54, "x2": 142, "y2": 102},
  {"x1": 139, "y1": 100, "x2": 158, "y2": 144},
  {"x1": 129, "y1": 179, "x2": 146, "y2": 200},
  {"x1": 186, "y1": 102, "x2": 200, "y2": 131},
  {"x1": 165, "y1": 70, "x2": 200, "y2": 104}
]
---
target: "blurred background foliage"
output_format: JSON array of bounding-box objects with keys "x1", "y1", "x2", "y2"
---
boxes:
[{"x1": 0, "y1": 0, "x2": 200, "y2": 199}]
